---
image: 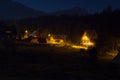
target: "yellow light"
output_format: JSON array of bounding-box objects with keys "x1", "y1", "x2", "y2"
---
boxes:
[
  {"x1": 82, "y1": 36, "x2": 89, "y2": 41},
  {"x1": 71, "y1": 44, "x2": 88, "y2": 50},
  {"x1": 80, "y1": 31, "x2": 95, "y2": 48},
  {"x1": 50, "y1": 36, "x2": 55, "y2": 41},
  {"x1": 60, "y1": 40, "x2": 63, "y2": 43},
  {"x1": 82, "y1": 42, "x2": 94, "y2": 46},
  {"x1": 25, "y1": 30, "x2": 28, "y2": 33},
  {"x1": 46, "y1": 35, "x2": 65, "y2": 46},
  {"x1": 48, "y1": 33, "x2": 51, "y2": 37}
]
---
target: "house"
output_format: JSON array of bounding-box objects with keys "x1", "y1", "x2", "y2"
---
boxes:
[
  {"x1": 0, "y1": 26, "x2": 17, "y2": 47},
  {"x1": 46, "y1": 34, "x2": 67, "y2": 46}
]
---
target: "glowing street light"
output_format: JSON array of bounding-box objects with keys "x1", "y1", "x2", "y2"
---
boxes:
[{"x1": 25, "y1": 30, "x2": 28, "y2": 34}]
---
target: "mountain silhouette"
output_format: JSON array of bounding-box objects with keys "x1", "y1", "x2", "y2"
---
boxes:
[
  {"x1": 0, "y1": 0, "x2": 89, "y2": 20},
  {"x1": 51, "y1": 7, "x2": 88, "y2": 16},
  {"x1": 0, "y1": 0, "x2": 46, "y2": 20}
]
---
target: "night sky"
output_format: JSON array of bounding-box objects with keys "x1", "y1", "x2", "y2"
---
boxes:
[{"x1": 13, "y1": 0, "x2": 120, "y2": 13}]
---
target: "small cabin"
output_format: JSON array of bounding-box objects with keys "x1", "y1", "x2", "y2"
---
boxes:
[{"x1": 0, "y1": 26, "x2": 17, "y2": 46}]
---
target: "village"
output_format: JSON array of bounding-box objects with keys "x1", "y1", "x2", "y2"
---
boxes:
[
  {"x1": 0, "y1": 12, "x2": 120, "y2": 79},
  {"x1": 0, "y1": 25, "x2": 118, "y2": 60},
  {"x1": 1, "y1": 0, "x2": 120, "y2": 79},
  {"x1": 0, "y1": 25, "x2": 97, "y2": 49},
  {"x1": 0, "y1": 25, "x2": 119, "y2": 79}
]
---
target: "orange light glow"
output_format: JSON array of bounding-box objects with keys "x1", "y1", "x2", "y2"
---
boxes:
[
  {"x1": 80, "y1": 32, "x2": 95, "y2": 47},
  {"x1": 48, "y1": 33, "x2": 51, "y2": 37},
  {"x1": 46, "y1": 34, "x2": 65, "y2": 46},
  {"x1": 25, "y1": 30, "x2": 28, "y2": 34},
  {"x1": 71, "y1": 44, "x2": 88, "y2": 50}
]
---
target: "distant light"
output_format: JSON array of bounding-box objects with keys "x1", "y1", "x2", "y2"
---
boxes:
[
  {"x1": 46, "y1": 34, "x2": 65, "y2": 46},
  {"x1": 48, "y1": 33, "x2": 51, "y2": 37},
  {"x1": 25, "y1": 30, "x2": 28, "y2": 33},
  {"x1": 80, "y1": 31, "x2": 95, "y2": 47},
  {"x1": 71, "y1": 44, "x2": 88, "y2": 50}
]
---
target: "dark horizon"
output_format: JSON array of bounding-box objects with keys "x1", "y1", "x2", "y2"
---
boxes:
[{"x1": 12, "y1": 0, "x2": 120, "y2": 13}]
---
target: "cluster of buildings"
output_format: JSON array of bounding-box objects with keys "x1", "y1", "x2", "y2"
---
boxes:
[{"x1": 0, "y1": 25, "x2": 97, "y2": 50}]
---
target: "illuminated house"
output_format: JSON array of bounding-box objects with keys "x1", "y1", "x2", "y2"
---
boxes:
[
  {"x1": 80, "y1": 32, "x2": 95, "y2": 47},
  {"x1": 46, "y1": 33, "x2": 67, "y2": 46},
  {"x1": 21, "y1": 30, "x2": 39, "y2": 44},
  {"x1": 22, "y1": 30, "x2": 29, "y2": 39},
  {"x1": 71, "y1": 30, "x2": 97, "y2": 50}
]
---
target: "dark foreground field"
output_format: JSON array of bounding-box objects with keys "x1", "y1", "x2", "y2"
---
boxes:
[{"x1": 0, "y1": 45, "x2": 119, "y2": 80}]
